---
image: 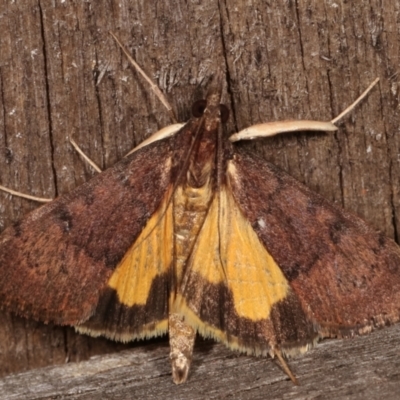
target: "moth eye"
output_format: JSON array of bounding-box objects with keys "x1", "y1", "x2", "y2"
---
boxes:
[
  {"x1": 192, "y1": 100, "x2": 207, "y2": 118},
  {"x1": 219, "y1": 104, "x2": 230, "y2": 123}
]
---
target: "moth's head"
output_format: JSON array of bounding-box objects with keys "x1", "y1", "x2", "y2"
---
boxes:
[{"x1": 191, "y1": 71, "x2": 230, "y2": 127}]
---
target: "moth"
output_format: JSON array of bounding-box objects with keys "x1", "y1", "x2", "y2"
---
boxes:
[{"x1": 0, "y1": 40, "x2": 399, "y2": 385}]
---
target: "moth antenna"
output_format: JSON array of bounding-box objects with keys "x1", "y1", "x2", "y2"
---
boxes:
[
  {"x1": 331, "y1": 77, "x2": 380, "y2": 124},
  {"x1": 275, "y1": 350, "x2": 299, "y2": 385},
  {"x1": 69, "y1": 138, "x2": 102, "y2": 173},
  {"x1": 109, "y1": 31, "x2": 178, "y2": 124},
  {"x1": 0, "y1": 184, "x2": 52, "y2": 203}
]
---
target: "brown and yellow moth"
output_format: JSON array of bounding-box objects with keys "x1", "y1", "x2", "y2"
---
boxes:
[{"x1": 0, "y1": 37, "x2": 399, "y2": 385}]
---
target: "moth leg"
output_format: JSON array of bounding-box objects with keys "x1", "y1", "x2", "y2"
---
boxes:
[
  {"x1": 275, "y1": 350, "x2": 299, "y2": 385},
  {"x1": 0, "y1": 136, "x2": 101, "y2": 203},
  {"x1": 169, "y1": 312, "x2": 196, "y2": 384},
  {"x1": 125, "y1": 124, "x2": 184, "y2": 156},
  {"x1": 331, "y1": 77, "x2": 379, "y2": 124},
  {"x1": 0, "y1": 125, "x2": 183, "y2": 203},
  {"x1": 0, "y1": 184, "x2": 52, "y2": 203},
  {"x1": 0, "y1": 135, "x2": 101, "y2": 203},
  {"x1": 229, "y1": 77, "x2": 379, "y2": 143},
  {"x1": 229, "y1": 120, "x2": 337, "y2": 142}
]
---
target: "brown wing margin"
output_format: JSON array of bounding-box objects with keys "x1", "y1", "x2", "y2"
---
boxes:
[
  {"x1": 0, "y1": 138, "x2": 174, "y2": 327},
  {"x1": 229, "y1": 147, "x2": 400, "y2": 338},
  {"x1": 175, "y1": 187, "x2": 316, "y2": 356}
]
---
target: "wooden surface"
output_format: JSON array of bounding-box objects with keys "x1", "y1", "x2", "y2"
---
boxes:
[
  {"x1": 0, "y1": 0, "x2": 400, "y2": 397},
  {"x1": 1, "y1": 324, "x2": 400, "y2": 399}
]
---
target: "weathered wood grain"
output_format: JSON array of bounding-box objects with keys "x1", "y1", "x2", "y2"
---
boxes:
[{"x1": 1, "y1": 324, "x2": 400, "y2": 399}]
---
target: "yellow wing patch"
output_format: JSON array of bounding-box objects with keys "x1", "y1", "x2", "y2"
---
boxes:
[
  {"x1": 180, "y1": 188, "x2": 289, "y2": 321},
  {"x1": 107, "y1": 188, "x2": 173, "y2": 307}
]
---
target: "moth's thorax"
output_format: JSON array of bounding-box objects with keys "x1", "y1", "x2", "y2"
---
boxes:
[
  {"x1": 186, "y1": 103, "x2": 223, "y2": 188},
  {"x1": 186, "y1": 125, "x2": 219, "y2": 187}
]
